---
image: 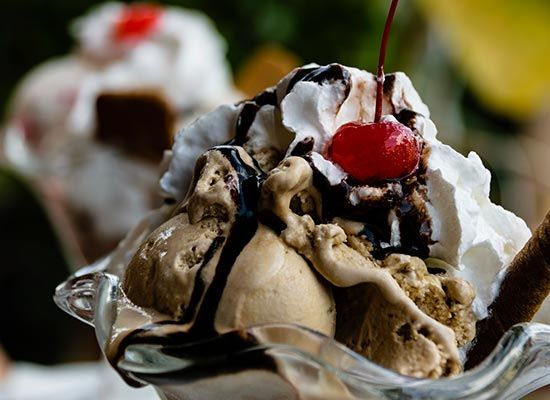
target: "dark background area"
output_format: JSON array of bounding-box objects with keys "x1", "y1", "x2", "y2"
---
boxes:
[{"x1": 0, "y1": 168, "x2": 98, "y2": 364}]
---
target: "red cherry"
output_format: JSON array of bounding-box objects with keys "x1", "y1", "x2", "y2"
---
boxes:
[
  {"x1": 17, "y1": 116, "x2": 40, "y2": 148},
  {"x1": 114, "y1": 4, "x2": 162, "y2": 42},
  {"x1": 328, "y1": 120, "x2": 421, "y2": 182}
]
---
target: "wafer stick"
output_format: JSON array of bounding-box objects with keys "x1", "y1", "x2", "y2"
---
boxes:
[{"x1": 465, "y1": 211, "x2": 550, "y2": 369}]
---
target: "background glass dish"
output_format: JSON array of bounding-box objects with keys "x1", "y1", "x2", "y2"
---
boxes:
[{"x1": 54, "y1": 209, "x2": 550, "y2": 400}]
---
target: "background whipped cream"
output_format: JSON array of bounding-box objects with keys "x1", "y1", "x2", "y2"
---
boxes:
[
  {"x1": 70, "y1": 2, "x2": 237, "y2": 136},
  {"x1": 162, "y1": 64, "x2": 531, "y2": 320}
]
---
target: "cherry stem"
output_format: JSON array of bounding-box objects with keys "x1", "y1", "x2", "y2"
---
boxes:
[{"x1": 375, "y1": 0, "x2": 400, "y2": 123}]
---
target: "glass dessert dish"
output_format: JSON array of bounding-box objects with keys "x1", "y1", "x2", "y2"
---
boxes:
[{"x1": 54, "y1": 210, "x2": 550, "y2": 400}]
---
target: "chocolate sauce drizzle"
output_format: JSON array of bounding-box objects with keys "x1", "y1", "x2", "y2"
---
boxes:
[
  {"x1": 180, "y1": 236, "x2": 224, "y2": 324},
  {"x1": 133, "y1": 331, "x2": 277, "y2": 386},
  {"x1": 290, "y1": 137, "x2": 314, "y2": 156},
  {"x1": 189, "y1": 146, "x2": 263, "y2": 336},
  {"x1": 395, "y1": 109, "x2": 421, "y2": 129},
  {"x1": 382, "y1": 74, "x2": 396, "y2": 99},
  {"x1": 231, "y1": 89, "x2": 277, "y2": 145},
  {"x1": 286, "y1": 64, "x2": 351, "y2": 96},
  {"x1": 125, "y1": 330, "x2": 277, "y2": 387}
]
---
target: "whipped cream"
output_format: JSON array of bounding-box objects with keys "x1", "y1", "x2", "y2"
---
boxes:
[
  {"x1": 162, "y1": 64, "x2": 531, "y2": 319},
  {"x1": 423, "y1": 122, "x2": 531, "y2": 318}
]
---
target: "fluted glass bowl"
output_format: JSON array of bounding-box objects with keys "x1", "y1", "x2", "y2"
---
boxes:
[{"x1": 54, "y1": 209, "x2": 550, "y2": 400}]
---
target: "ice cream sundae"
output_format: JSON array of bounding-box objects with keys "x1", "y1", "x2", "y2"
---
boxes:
[
  {"x1": 55, "y1": 0, "x2": 549, "y2": 398},
  {"x1": 111, "y1": 59, "x2": 534, "y2": 380}
]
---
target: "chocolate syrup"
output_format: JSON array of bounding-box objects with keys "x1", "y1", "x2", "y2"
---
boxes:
[
  {"x1": 258, "y1": 209, "x2": 287, "y2": 234},
  {"x1": 290, "y1": 137, "x2": 314, "y2": 156},
  {"x1": 286, "y1": 64, "x2": 351, "y2": 96},
  {"x1": 382, "y1": 73, "x2": 396, "y2": 97},
  {"x1": 117, "y1": 324, "x2": 277, "y2": 387},
  {"x1": 232, "y1": 89, "x2": 277, "y2": 144},
  {"x1": 189, "y1": 146, "x2": 263, "y2": 336},
  {"x1": 234, "y1": 102, "x2": 261, "y2": 144},
  {"x1": 395, "y1": 109, "x2": 421, "y2": 129},
  {"x1": 180, "y1": 237, "x2": 225, "y2": 324},
  {"x1": 127, "y1": 330, "x2": 277, "y2": 386}
]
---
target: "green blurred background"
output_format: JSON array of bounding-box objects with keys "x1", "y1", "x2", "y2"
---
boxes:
[{"x1": 0, "y1": 0, "x2": 549, "y2": 367}]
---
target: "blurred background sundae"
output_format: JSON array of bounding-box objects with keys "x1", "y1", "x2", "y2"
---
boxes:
[{"x1": 2, "y1": 2, "x2": 239, "y2": 263}]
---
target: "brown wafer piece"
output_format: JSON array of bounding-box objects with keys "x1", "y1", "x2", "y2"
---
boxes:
[
  {"x1": 465, "y1": 210, "x2": 550, "y2": 369},
  {"x1": 96, "y1": 90, "x2": 175, "y2": 163}
]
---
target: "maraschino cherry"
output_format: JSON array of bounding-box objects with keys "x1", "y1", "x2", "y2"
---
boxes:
[
  {"x1": 329, "y1": 120, "x2": 419, "y2": 182},
  {"x1": 114, "y1": 4, "x2": 162, "y2": 42},
  {"x1": 329, "y1": 0, "x2": 421, "y2": 183}
]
